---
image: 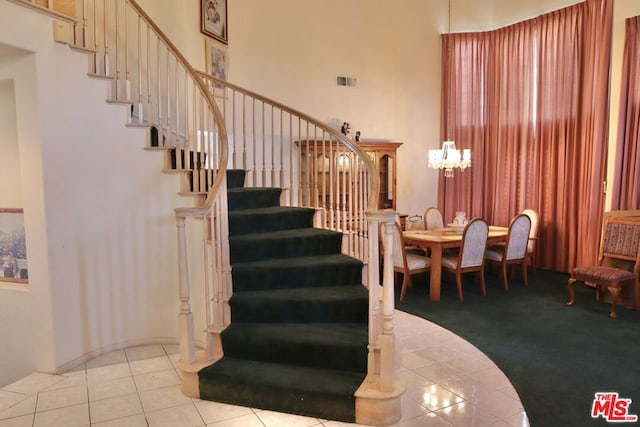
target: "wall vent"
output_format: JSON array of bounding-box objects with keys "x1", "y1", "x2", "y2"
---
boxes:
[{"x1": 336, "y1": 75, "x2": 357, "y2": 87}]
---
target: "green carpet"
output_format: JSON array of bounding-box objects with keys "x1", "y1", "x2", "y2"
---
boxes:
[
  {"x1": 198, "y1": 171, "x2": 368, "y2": 422},
  {"x1": 396, "y1": 269, "x2": 640, "y2": 427}
]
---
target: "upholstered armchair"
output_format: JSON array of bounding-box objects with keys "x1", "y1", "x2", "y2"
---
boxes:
[{"x1": 567, "y1": 215, "x2": 640, "y2": 318}]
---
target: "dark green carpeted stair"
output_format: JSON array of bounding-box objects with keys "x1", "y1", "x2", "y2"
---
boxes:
[{"x1": 198, "y1": 170, "x2": 369, "y2": 422}]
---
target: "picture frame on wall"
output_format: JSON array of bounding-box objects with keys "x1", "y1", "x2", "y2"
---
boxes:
[
  {"x1": 201, "y1": 0, "x2": 228, "y2": 45},
  {"x1": 205, "y1": 38, "x2": 228, "y2": 90},
  {"x1": 0, "y1": 208, "x2": 28, "y2": 284}
]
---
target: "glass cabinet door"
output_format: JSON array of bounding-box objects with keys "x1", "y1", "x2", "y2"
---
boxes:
[{"x1": 379, "y1": 154, "x2": 393, "y2": 209}]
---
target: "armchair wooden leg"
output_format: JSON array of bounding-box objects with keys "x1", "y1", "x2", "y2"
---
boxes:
[
  {"x1": 456, "y1": 271, "x2": 463, "y2": 301},
  {"x1": 400, "y1": 274, "x2": 410, "y2": 301},
  {"x1": 522, "y1": 262, "x2": 528, "y2": 287},
  {"x1": 502, "y1": 263, "x2": 509, "y2": 291},
  {"x1": 525, "y1": 251, "x2": 537, "y2": 275},
  {"x1": 596, "y1": 284, "x2": 604, "y2": 302},
  {"x1": 608, "y1": 286, "x2": 620, "y2": 319},
  {"x1": 566, "y1": 277, "x2": 576, "y2": 306},
  {"x1": 479, "y1": 270, "x2": 487, "y2": 297}
]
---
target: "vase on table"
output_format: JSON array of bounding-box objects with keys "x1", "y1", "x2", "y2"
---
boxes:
[{"x1": 453, "y1": 211, "x2": 468, "y2": 226}]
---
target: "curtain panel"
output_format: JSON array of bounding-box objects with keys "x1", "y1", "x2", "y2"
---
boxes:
[
  {"x1": 611, "y1": 16, "x2": 640, "y2": 210},
  {"x1": 438, "y1": 0, "x2": 612, "y2": 272}
]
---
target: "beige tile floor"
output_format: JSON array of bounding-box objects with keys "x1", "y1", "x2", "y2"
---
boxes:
[{"x1": 0, "y1": 311, "x2": 528, "y2": 426}]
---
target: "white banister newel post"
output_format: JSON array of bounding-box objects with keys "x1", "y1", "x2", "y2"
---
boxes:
[
  {"x1": 364, "y1": 210, "x2": 397, "y2": 386},
  {"x1": 379, "y1": 214, "x2": 397, "y2": 392},
  {"x1": 177, "y1": 215, "x2": 196, "y2": 364},
  {"x1": 356, "y1": 210, "x2": 404, "y2": 426},
  {"x1": 366, "y1": 212, "x2": 381, "y2": 378}
]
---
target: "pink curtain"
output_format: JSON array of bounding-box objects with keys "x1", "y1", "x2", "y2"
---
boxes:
[
  {"x1": 611, "y1": 16, "x2": 640, "y2": 210},
  {"x1": 438, "y1": 0, "x2": 612, "y2": 272}
]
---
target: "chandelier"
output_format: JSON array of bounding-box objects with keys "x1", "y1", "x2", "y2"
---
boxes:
[{"x1": 428, "y1": 140, "x2": 471, "y2": 178}]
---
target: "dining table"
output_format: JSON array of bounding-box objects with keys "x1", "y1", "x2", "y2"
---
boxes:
[{"x1": 402, "y1": 225, "x2": 509, "y2": 301}]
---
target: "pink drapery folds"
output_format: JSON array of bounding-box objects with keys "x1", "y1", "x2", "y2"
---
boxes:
[{"x1": 438, "y1": 0, "x2": 613, "y2": 272}]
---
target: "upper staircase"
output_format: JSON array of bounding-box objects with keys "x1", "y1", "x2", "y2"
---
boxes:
[{"x1": 10, "y1": 0, "x2": 406, "y2": 424}]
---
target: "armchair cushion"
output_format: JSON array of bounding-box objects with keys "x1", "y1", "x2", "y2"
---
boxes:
[
  {"x1": 405, "y1": 253, "x2": 432, "y2": 270},
  {"x1": 484, "y1": 247, "x2": 505, "y2": 262},
  {"x1": 572, "y1": 266, "x2": 635, "y2": 283}
]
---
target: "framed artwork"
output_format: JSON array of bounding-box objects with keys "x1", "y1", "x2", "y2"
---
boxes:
[
  {"x1": 205, "y1": 38, "x2": 228, "y2": 88},
  {"x1": 201, "y1": 0, "x2": 228, "y2": 45},
  {"x1": 0, "y1": 208, "x2": 28, "y2": 284}
]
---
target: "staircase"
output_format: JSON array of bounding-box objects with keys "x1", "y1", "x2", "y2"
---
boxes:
[
  {"x1": 8, "y1": 0, "x2": 405, "y2": 424},
  {"x1": 198, "y1": 169, "x2": 369, "y2": 421}
]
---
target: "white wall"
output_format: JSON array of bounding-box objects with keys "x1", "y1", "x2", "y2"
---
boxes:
[
  {"x1": 0, "y1": 42, "x2": 56, "y2": 386},
  {"x1": 225, "y1": 0, "x2": 444, "y2": 218},
  {"x1": 0, "y1": 79, "x2": 21, "y2": 206},
  {"x1": 0, "y1": 0, "x2": 191, "y2": 384}
]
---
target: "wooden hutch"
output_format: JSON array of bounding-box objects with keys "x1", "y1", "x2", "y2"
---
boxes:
[{"x1": 296, "y1": 140, "x2": 402, "y2": 212}]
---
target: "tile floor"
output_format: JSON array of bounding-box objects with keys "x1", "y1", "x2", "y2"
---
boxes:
[{"x1": 0, "y1": 311, "x2": 528, "y2": 426}]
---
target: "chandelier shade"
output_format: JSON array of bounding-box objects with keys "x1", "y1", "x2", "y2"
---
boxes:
[{"x1": 428, "y1": 140, "x2": 471, "y2": 178}]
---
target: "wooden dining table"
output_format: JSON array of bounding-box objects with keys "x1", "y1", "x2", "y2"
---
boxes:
[{"x1": 402, "y1": 226, "x2": 509, "y2": 301}]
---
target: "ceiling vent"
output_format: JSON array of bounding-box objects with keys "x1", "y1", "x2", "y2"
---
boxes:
[{"x1": 336, "y1": 75, "x2": 357, "y2": 87}]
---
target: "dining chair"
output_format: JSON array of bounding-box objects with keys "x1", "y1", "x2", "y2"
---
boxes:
[
  {"x1": 423, "y1": 207, "x2": 444, "y2": 230},
  {"x1": 441, "y1": 218, "x2": 489, "y2": 301},
  {"x1": 382, "y1": 221, "x2": 431, "y2": 301},
  {"x1": 484, "y1": 214, "x2": 531, "y2": 290},
  {"x1": 521, "y1": 208, "x2": 540, "y2": 274},
  {"x1": 567, "y1": 215, "x2": 640, "y2": 319}
]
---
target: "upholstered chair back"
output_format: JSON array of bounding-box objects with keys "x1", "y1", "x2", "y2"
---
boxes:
[
  {"x1": 521, "y1": 208, "x2": 539, "y2": 253},
  {"x1": 505, "y1": 214, "x2": 531, "y2": 260},
  {"x1": 423, "y1": 207, "x2": 444, "y2": 230},
  {"x1": 460, "y1": 218, "x2": 489, "y2": 268}
]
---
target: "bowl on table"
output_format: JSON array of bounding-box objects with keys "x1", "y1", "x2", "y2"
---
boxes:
[{"x1": 447, "y1": 223, "x2": 467, "y2": 234}]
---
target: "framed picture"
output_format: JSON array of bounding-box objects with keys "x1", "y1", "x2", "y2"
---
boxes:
[
  {"x1": 0, "y1": 208, "x2": 28, "y2": 284},
  {"x1": 201, "y1": 0, "x2": 228, "y2": 45},
  {"x1": 205, "y1": 38, "x2": 228, "y2": 89}
]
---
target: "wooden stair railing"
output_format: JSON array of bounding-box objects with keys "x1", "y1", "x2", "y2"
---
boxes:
[{"x1": 9, "y1": 0, "x2": 406, "y2": 423}]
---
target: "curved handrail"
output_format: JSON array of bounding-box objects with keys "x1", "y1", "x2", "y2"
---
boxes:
[
  {"x1": 197, "y1": 71, "x2": 380, "y2": 213},
  {"x1": 127, "y1": 0, "x2": 228, "y2": 217}
]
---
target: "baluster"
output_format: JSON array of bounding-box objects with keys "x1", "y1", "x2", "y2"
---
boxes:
[
  {"x1": 261, "y1": 101, "x2": 266, "y2": 186},
  {"x1": 81, "y1": 0, "x2": 88, "y2": 47},
  {"x1": 176, "y1": 215, "x2": 196, "y2": 364},
  {"x1": 146, "y1": 25, "x2": 152, "y2": 123},
  {"x1": 113, "y1": 0, "x2": 120, "y2": 99},
  {"x1": 201, "y1": 214, "x2": 213, "y2": 359},
  {"x1": 328, "y1": 138, "x2": 335, "y2": 228},
  {"x1": 251, "y1": 98, "x2": 257, "y2": 186},
  {"x1": 103, "y1": 0, "x2": 109, "y2": 75},
  {"x1": 156, "y1": 39, "x2": 162, "y2": 137}
]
